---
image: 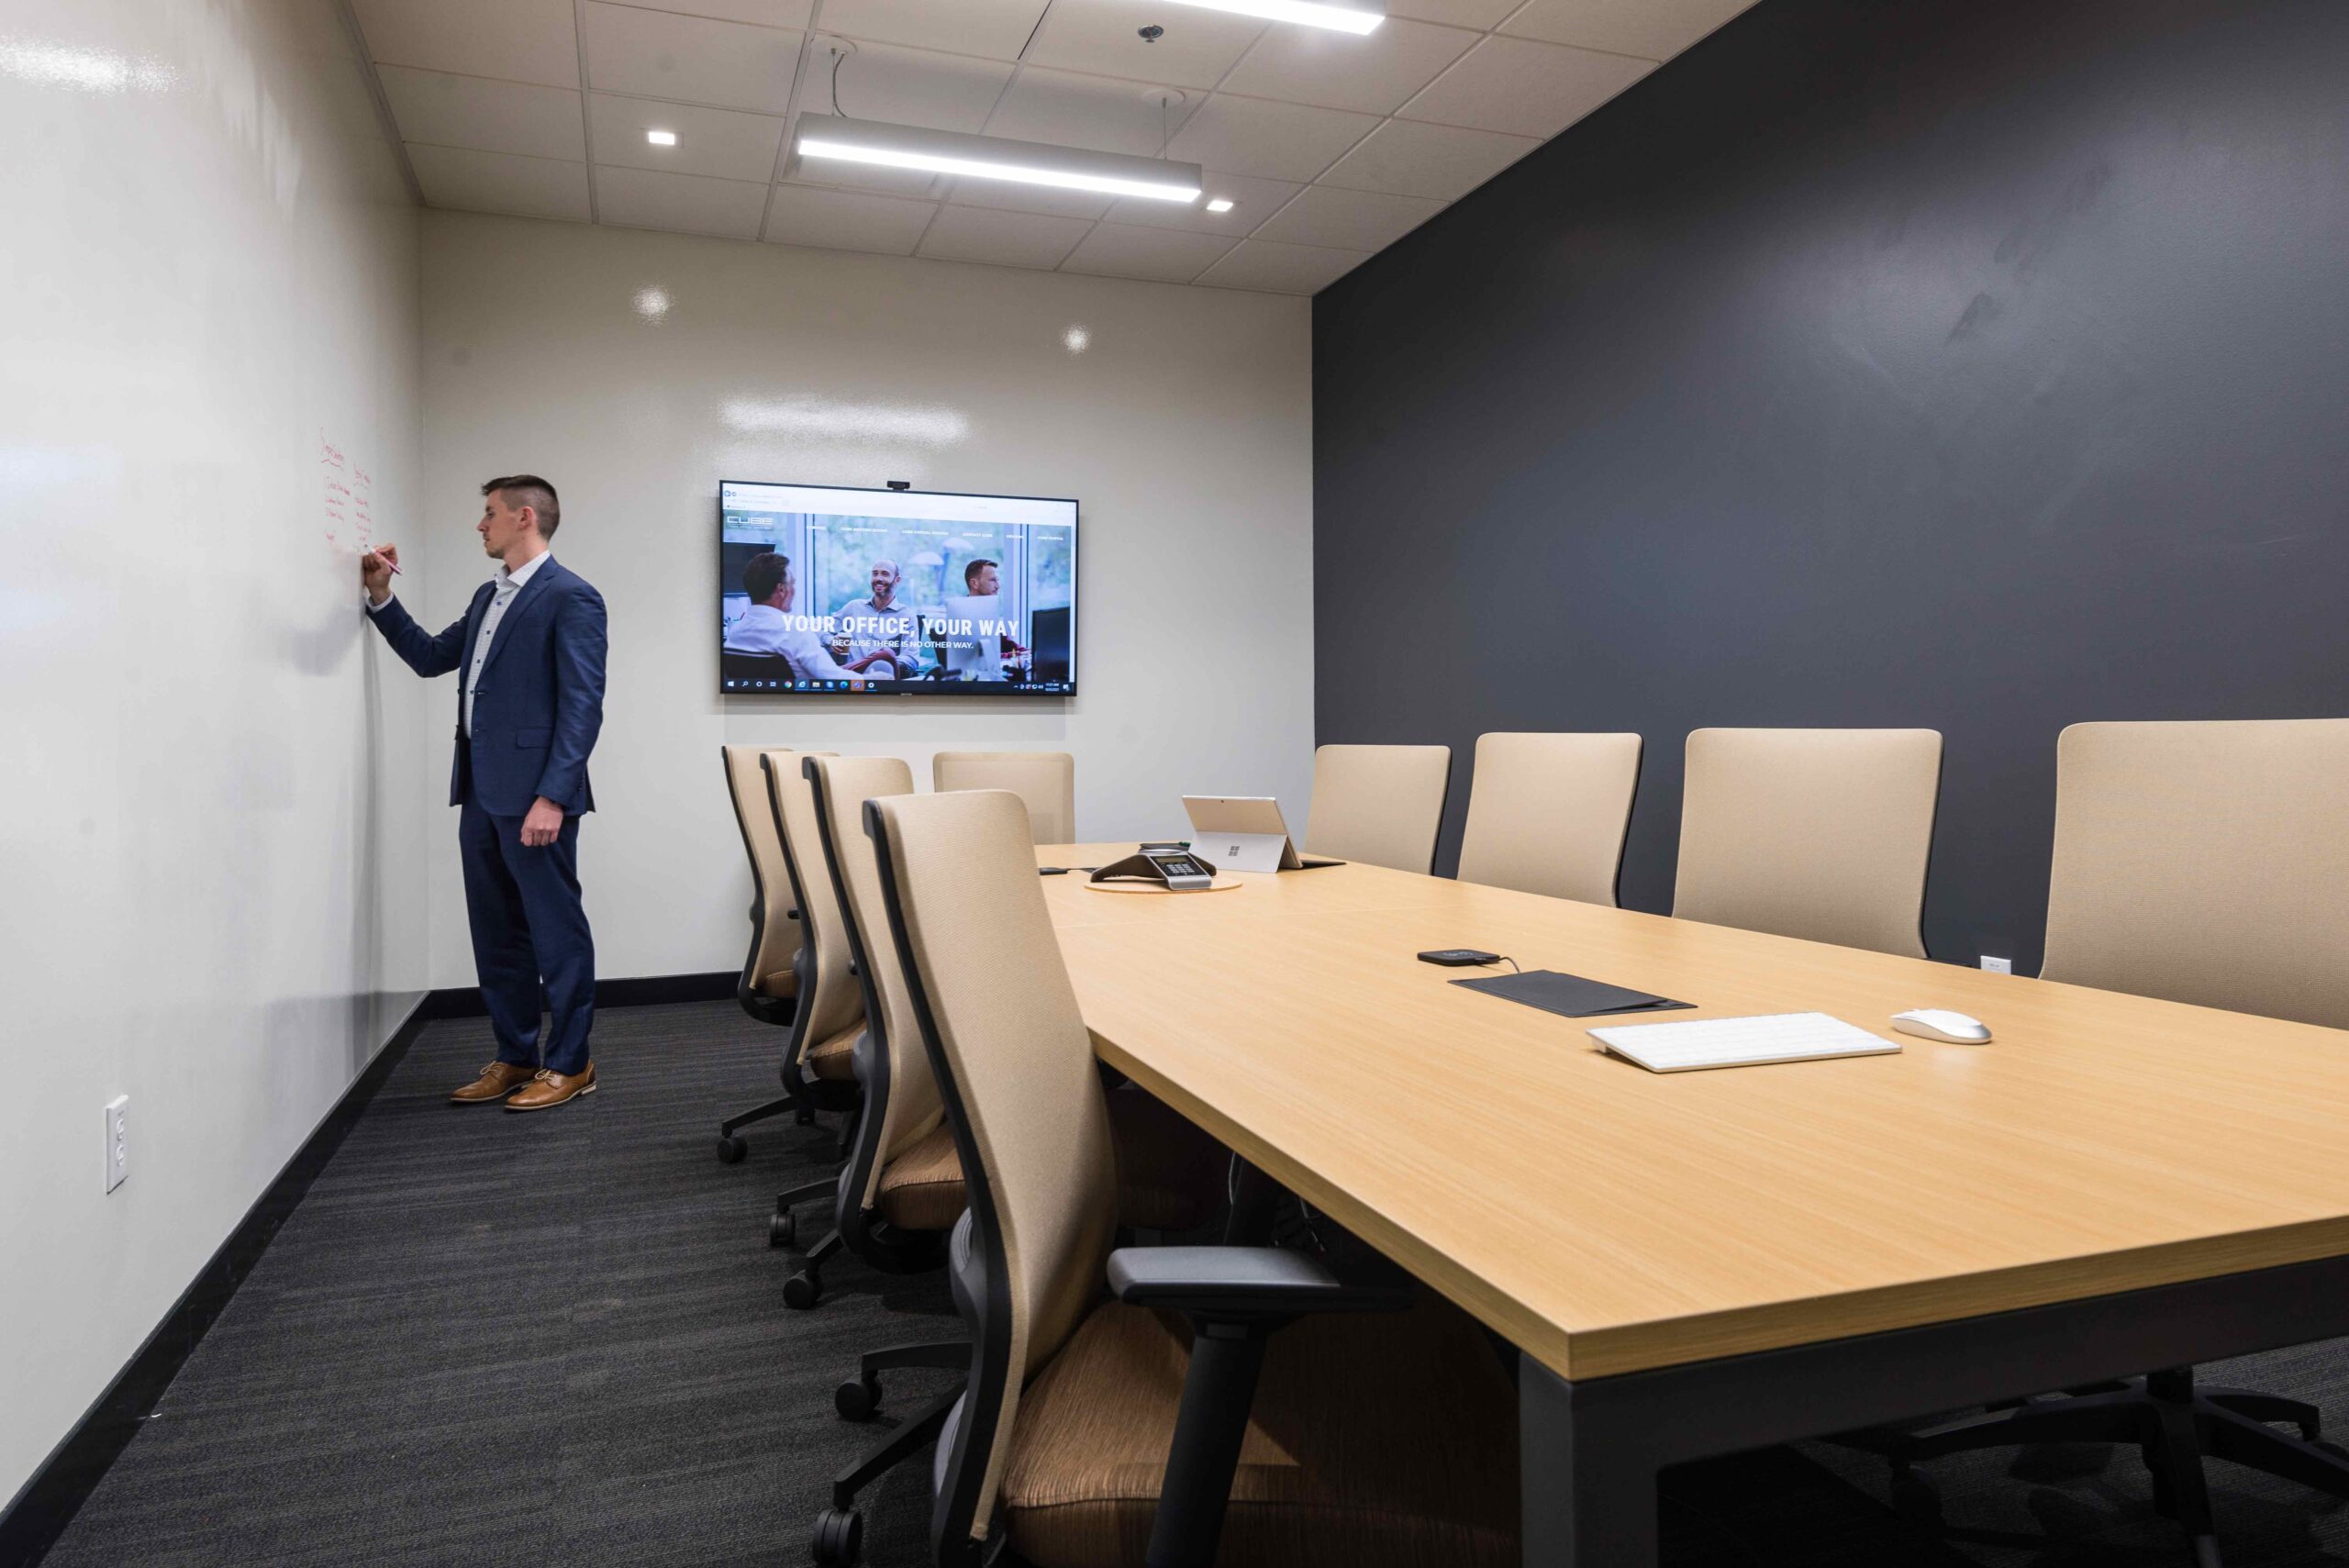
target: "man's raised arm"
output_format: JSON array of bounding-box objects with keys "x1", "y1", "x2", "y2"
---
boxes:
[{"x1": 362, "y1": 545, "x2": 468, "y2": 677}]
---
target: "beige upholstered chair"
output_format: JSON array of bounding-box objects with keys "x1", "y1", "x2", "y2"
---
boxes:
[
  {"x1": 932, "y1": 750, "x2": 1076, "y2": 844},
  {"x1": 1883, "y1": 720, "x2": 2349, "y2": 1554},
  {"x1": 842, "y1": 787, "x2": 1519, "y2": 1568},
  {"x1": 796, "y1": 755, "x2": 1226, "y2": 1305},
  {"x1": 1672, "y1": 728, "x2": 1942, "y2": 958},
  {"x1": 798, "y1": 753, "x2": 952, "y2": 1300},
  {"x1": 2043, "y1": 719, "x2": 2349, "y2": 1026},
  {"x1": 721, "y1": 744, "x2": 801, "y2": 1018},
  {"x1": 714, "y1": 746, "x2": 806, "y2": 1162},
  {"x1": 1304, "y1": 743, "x2": 1452, "y2": 873},
  {"x1": 730, "y1": 750, "x2": 871, "y2": 1253},
  {"x1": 1455, "y1": 732, "x2": 1643, "y2": 904},
  {"x1": 763, "y1": 750, "x2": 864, "y2": 1094}
]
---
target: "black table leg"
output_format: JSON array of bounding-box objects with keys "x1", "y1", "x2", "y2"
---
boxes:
[{"x1": 1520, "y1": 1359, "x2": 1658, "y2": 1567}]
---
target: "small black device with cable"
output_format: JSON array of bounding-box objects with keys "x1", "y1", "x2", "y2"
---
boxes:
[{"x1": 1418, "y1": 948, "x2": 1506, "y2": 968}]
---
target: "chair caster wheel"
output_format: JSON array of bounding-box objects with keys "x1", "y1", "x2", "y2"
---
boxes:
[
  {"x1": 836, "y1": 1373, "x2": 880, "y2": 1420},
  {"x1": 1890, "y1": 1467, "x2": 1943, "y2": 1525},
  {"x1": 784, "y1": 1271, "x2": 822, "y2": 1309},
  {"x1": 810, "y1": 1507, "x2": 862, "y2": 1565},
  {"x1": 717, "y1": 1134, "x2": 747, "y2": 1164},
  {"x1": 770, "y1": 1209, "x2": 796, "y2": 1248}
]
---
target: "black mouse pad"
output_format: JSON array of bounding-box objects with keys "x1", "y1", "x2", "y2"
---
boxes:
[{"x1": 1451, "y1": 969, "x2": 1694, "y2": 1019}]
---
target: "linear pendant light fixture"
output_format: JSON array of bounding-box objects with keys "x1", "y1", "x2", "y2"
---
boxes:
[
  {"x1": 1160, "y1": 0, "x2": 1385, "y2": 33},
  {"x1": 793, "y1": 114, "x2": 1203, "y2": 203}
]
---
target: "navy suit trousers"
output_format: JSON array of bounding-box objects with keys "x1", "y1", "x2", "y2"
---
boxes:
[{"x1": 459, "y1": 790, "x2": 596, "y2": 1075}]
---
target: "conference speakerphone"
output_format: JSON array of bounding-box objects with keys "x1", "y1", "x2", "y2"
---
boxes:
[{"x1": 1089, "y1": 849, "x2": 1218, "y2": 892}]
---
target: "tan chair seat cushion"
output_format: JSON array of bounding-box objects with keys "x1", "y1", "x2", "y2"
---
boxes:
[
  {"x1": 873, "y1": 1086, "x2": 1230, "y2": 1237},
  {"x1": 1001, "y1": 1296, "x2": 1519, "y2": 1568},
  {"x1": 803, "y1": 1021, "x2": 861, "y2": 1083},
  {"x1": 877, "y1": 1119, "x2": 967, "y2": 1231},
  {"x1": 752, "y1": 965, "x2": 797, "y2": 999}
]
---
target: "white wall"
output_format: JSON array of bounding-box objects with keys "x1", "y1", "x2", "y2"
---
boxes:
[
  {"x1": 0, "y1": 0, "x2": 425, "y2": 1507},
  {"x1": 417, "y1": 213, "x2": 1314, "y2": 984}
]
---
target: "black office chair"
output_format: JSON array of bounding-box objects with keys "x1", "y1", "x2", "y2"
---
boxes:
[{"x1": 1865, "y1": 721, "x2": 2349, "y2": 1566}]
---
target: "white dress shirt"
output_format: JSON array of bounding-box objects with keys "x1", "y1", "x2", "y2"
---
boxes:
[
  {"x1": 723, "y1": 602, "x2": 852, "y2": 682},
  {"x1": 462, "y1": 550, "x2": 551, "y2": 736},
  {"x1": 829, "y1": 593, "x2": 924, "y2": 679},
  {"x1": 368, "y1": 549, "x2": 551, "y2": 736}
]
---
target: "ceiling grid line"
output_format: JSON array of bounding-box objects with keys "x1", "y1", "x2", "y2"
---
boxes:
[
  {"x1": 573, "y1": 0, "x2": 601, "y2": 222},
  {"x1": 760, "y1": 0, "x2": 829, "y2": 241}
]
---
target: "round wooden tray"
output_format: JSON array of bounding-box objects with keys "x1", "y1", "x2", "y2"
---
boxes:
[{"x1": 1083, "y1": 874, "x2": 1246, "y2": 895}]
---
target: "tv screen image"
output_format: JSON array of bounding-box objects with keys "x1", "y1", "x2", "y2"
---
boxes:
[{"x1": 718, "y1": 481, "x2": 1077, "y2": 697}]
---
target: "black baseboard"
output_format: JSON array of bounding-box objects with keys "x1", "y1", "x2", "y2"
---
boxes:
[
  {"x1": 0, "y1": 997, "x2": 434, "y2": 1568},
  {"x1": 417, "y1": 970, "x2": 736, "y2": 1019},
  {"x1": 0, "y1": 972, "x2": 739, "y2": 1567}
]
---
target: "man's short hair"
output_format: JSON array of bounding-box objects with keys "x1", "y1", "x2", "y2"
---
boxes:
[
  {"x1": 871, "y1": 559, "x2": 899, "y2": 581},
  {"x1": 483, "y1": 474, "x2": 561, "y2": 538},
  {"x1": 743, "y1": 552, "x2": 790, "y2": 605},
  {"x1": 963, "y1": 557, "x2": 997, "y2": 588}
]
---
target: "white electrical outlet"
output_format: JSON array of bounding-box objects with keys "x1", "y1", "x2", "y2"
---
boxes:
[
  {"x1": 105, "y1": 1095, "x2": 128, "y2": 1193},
  {"x1": 1980, "y1": 955, "x2": 2013, "y2": 975}
]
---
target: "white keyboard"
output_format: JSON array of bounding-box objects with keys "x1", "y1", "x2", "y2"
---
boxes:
[{"x1": 1589, "y1": 1011, "x2": 1900, "y2": 1073}]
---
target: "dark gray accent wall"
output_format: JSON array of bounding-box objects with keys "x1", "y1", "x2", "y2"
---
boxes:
[{"x1": 1313, "y1": 0, "x2": 2349, "y2": 974}]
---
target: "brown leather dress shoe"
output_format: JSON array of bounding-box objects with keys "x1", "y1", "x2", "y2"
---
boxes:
[
  {"x1": 505, "y1": 1063, "x2": 596, "y2": 1112},
  {"x1": 451, "y1": 1062, "x2": 539, "y2": 1105}
]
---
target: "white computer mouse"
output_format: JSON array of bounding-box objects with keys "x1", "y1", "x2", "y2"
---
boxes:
[{"x1": 1891, "y1": 1007, "x2": 1992, "y2": 1044}]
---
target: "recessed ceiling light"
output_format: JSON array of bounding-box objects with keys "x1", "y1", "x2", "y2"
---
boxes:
[
  {"x1": 795, "y1": 114, "x2": 1202, "y2": 204},
  {"x1": 1206, "y1": 197, "x2": 1235, "y2": 214},
  {"x1": 646, "y1": 128, "x2": 677, "y2": 146},
  {"x1": 1160, "y1": 0, "x2": 1383, "y2": 34}
]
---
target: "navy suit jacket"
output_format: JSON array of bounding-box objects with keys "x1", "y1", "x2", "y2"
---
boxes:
[{"x1": 367, "y1": 557, "x2": 607, "y2": 817}]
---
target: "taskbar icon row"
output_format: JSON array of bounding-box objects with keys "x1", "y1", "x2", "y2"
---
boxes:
[
  {"x1": 725, "y1": 678, "x2": 874, "y2": 692},
  {"x1": 723, "y1": 678, "x2": 1070, "y2": 694}
]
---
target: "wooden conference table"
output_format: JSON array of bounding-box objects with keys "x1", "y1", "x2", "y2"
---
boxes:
[{"x1": 1034, "y1": 845, "x2": 2349, "y2": 1565}]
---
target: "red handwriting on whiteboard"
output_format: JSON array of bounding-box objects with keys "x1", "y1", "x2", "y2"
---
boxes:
[{"x1": 324, "y1": 433, "x2": 360, "y2": 551}]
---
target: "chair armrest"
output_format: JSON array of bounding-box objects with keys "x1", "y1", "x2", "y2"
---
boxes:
[{"x1": 1107, "y1": 1246, "x2": 1412, "y2": 1318}]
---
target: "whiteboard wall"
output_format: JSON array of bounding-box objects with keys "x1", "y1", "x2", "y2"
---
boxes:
[{"x1": 0, "y1": 0, "x2": 428, "y2": 1505}]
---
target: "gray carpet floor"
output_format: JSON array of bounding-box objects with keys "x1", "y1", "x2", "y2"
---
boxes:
[{"x1": 35, "y1": 1000, "x2": 2349, "y2": 1566}]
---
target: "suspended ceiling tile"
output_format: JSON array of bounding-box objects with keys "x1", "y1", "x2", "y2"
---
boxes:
[
  {"x1": 1219, "y1": 17, "x2": 1478, "y2": 117},
  {"x1": 377, "y1": 66, "x2": 585, "y2": 162},
  {"x1": 581, "y1": 3, "x2": 805, "y2": 114},
  {"x1": 1398, "y1": 34, "x2": 1652, "y2": 138},
  {"x1": 408, "y1": 144, "x2": 592, "y2": 221}
]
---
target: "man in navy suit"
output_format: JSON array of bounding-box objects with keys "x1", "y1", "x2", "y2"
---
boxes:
[{"x1": 361, "y1": 476, "x2": 608, "y2": 1111}]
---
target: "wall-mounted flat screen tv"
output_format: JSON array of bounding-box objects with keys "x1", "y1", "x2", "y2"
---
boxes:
[{"x1": 718, "y1": 480, "x2": 1077, "y2": 697}]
